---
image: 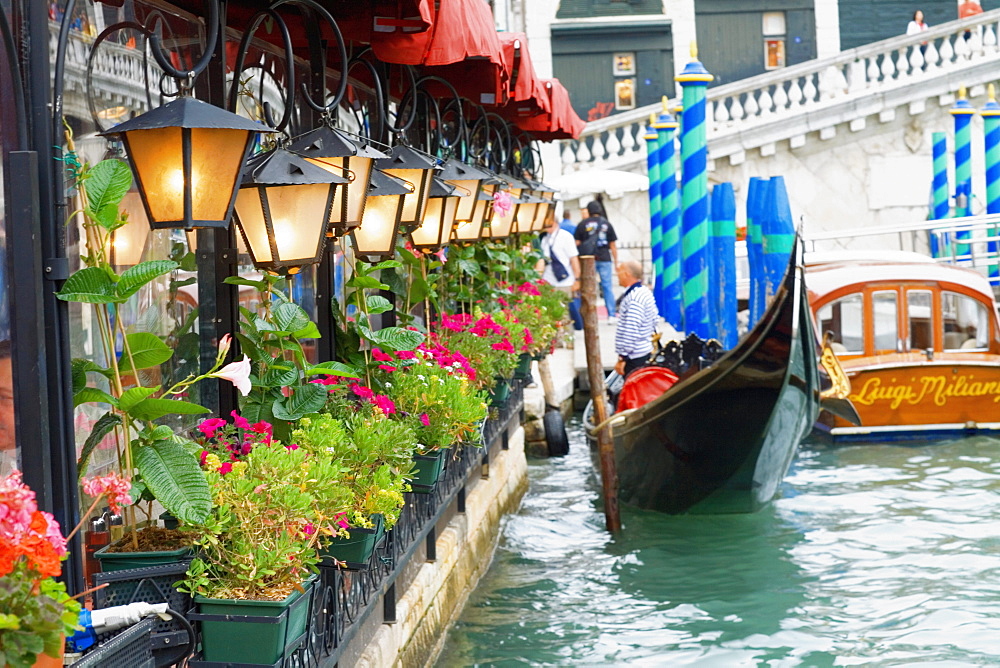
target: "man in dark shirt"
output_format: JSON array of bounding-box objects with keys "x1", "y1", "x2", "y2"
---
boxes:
[{"x1": 575, "y1": 201, "x2": 619, "y2": 322}]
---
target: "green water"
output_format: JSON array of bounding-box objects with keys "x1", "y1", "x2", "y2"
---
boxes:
[{"x1": 439, "y1": 418, "x2": 1000, "y2": 666}]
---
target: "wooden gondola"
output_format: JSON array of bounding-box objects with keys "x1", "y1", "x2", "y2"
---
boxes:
[{"x1": 585, "y1": 237, "x2": 835, "y2": 514}]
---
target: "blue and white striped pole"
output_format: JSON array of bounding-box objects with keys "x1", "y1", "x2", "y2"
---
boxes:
[
  {"x1": 712, "y1": 183, "x2": 738, "y2": 348},
  {"x1": 707, "y1": 186, "x2": 719, "y2": 340},
  {"x1": 655, "y1": 102, "x2": 683, "y2": 331},
  {"x1": 982, "y1": 84, "x2": 1000, "y2": 285},
  {"x1": 677, "y1": 43, "x2": 713, "y2": 339},
  {"x1": 747, "y1": 176, "x2": 768, "y2": 327},
  {"x1": 644, "y1": 116, "x2": 665, "y2": 315},
  {"x1": 951, "y1": 86, "x2": 975, "y2": 260},
  {"x1": 930, "y1": 131, "x2": 950, "y2": 257},
  {"x1": 761, "y1": 176, "x2": 796, "y2": 302}
]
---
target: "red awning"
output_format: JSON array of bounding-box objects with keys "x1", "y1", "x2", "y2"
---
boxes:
[
  {"x1": 513, "y1": 79, "x2": 585, "y2": 140},
  {"x1": 497, "y1": 33, "x2": 550, "y2": 117}
]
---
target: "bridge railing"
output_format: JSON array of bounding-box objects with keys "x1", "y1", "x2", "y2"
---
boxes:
[{"x1": 562, "y1": 9, "x2": 1000, "y2": 173}]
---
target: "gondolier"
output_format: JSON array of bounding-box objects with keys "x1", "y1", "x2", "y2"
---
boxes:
[{"x1": 613, "y1": 261, "x2": 658, "y2": 377}]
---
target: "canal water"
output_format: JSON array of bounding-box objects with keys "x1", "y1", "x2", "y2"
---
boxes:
[{"x1": 439, "y1": 417, "x2": 1000, "y2": 666}]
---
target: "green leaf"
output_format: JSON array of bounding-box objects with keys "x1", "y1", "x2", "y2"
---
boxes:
[
  {"x1": 119, "y1": 386, "x2": 159, "y2": 411},
  {"x1": 260, "y1": 366, "x2": 298, "y2": 387},
  {"x1": 55, "y1": 267, "x2": 118, "y2": 304},
  {"x1": 273, "y1": 302, "x2": 310, "y2": 334},
  {"x1": 117, "y1": 260, "x2": 179, "y2": 301},
  {"x1": 225, "y1": 276, "x2": 270, "y2": 291},
  {"x1": 128, "y1": 398, "x2": 210, "y2": 421},
  {"x1": 85, "y1": 159, "x2": 133, "y2": 228},
  {"x1": 292, "y1": 321, "x2": 322, "y2": 339},
  {"x1": 240, "y1": 395, "x2": 278, "y2": 425},
  {"x1": 272, "y1": 384, "x2": 328, "y2": 421},
  {"x1": 71, "y1": 358, "x2": 110, "y2": 394},
  {"x1": 77, "y1": 412, "x2": 122, "y2": 477},
  {"x1": 366, "y1": 294, "x2": 394, "y2": 315},
  {"x1": 74, "y1": 387, "x2": 118, "y2": 407},
  {"x1": 458, "y1": 259, "x2": 482, "y2": 276},
  {"x1": 370, "y1": 259, "x2": 403, "y2": 271},
  {"x1": 368, "y1": 326, "x2": 425, "y2": 352},
  {"x1": 124, "y1": 332, "x2": 173, "y2": 369},
  {"x1": 306, "y1": 361, "x2": 361, "y2": 378},
  {"x1": 347, "y1": 274, "x2": 389, "y2": 290},
  {"x1": 134, "y1": 439, "x2": 212, "y2": 524},
  {"x1": 408, "y1": 276, "x2": 430, "y2": 305}
]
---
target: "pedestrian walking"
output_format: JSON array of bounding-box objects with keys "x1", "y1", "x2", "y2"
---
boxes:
[
  {"x1": 613, "y1": 261, "x2": 658, "y2": 378},
  {"x1": 539, "y1": 213, "x2": 583, "y2": 330},
  {"x1": 575, "y1": 201, "x2": 619, "y2": 323}
]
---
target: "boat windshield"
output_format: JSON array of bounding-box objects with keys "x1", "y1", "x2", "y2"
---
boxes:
[
  {"x1": 817, "y1": 293, "x2": 864, "y2": 354},
  {"x1": 872, "y1": 290, "x2": 899, "y2": 353},
  {"x1": 942, "y1": 291, "x2": 990, "y2": 351},
  {"x1": 907, "y1": 290, "x2": 934, "y2": 352}
]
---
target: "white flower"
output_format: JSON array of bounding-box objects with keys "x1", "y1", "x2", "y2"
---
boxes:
[{"x1": 210, "y1": 354, "x2": 252, "y2": 396}]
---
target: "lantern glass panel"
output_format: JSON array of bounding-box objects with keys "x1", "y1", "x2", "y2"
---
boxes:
[
  {"x1": 235, "y1": 183, "x2": 332, "y2": 264},
  {"x1": 111, "y1": 192, "x2": 150, "y2": 265},
  {"x1": 309, "y1": 155, "x2": 374, "y2": 225},
  {"x1": 411, "y1": 197, "x2": 445, "y2": 248},
  {"x1": 448, "y1": 179, "x2": 481, "y2": 220},
  {"x1": 491, "y1": 207, "x2": 515, "y2": 238},
  {"x1": 514, "y1": 202, "x2": 537, "y2": 234},
  {"x1": 382, "y1": 168, "x2": 429, "y2": 223},
  {"x1": 353, "y1": 194, "x2": 402, "y2": 256},
  {"x1": 126, "y1": 126, "x2": 249, "y2": 226}
]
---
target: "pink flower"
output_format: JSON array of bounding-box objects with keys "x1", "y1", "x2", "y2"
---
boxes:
[
  {"x1": 419, "y1": 413, "x2": 430, "y2": 427},
  {"x1": 81, "y1": 472, "x2": 133, "y2": 514},
  {"x1": 198, "y1": 417, "x2": 227, "y2": 439},
  {"x1": 200, "y1": 450, "x2": 209, "y2": 466},
  {"x1": 493, "y1": 190, "x2": 513, "y2": 217},
  {"x1": 372, "y1": 348, "x2": 394, "y2": 362},
  {"x1": 285, "y1": 444, "x2": 299, "y2": 451},
  {"x1": 41, "y1": 511, "x2": 67, "y2": 557},
  {"x1": 228, "y1": 412, "x2": 250, "y2": 430},
  {"x1": 396, "y1": 350, "x2": 416, "y2": 360},
  {"x1": 373, "y1": 394, "x2": 396, "y2": 415},
  {"x1": 350, "y1": 383, "x2": 374, "y2": 400},
  {"x1": 517, "y1": 282, "x2": 541, "y2": 296},
  {"x1": 309, "y1": 375, "x2": 341, "y2": 386},
  {"x1": 334, "y1": 512, "x2": 350, "y2": 529},
  {"x1": 491, "y1": 338, "x2": 516, "y2": 353},
  {"x1": 218, "y1": 462, "x2": 233, "y2": 475},
  {"x1": 303, "y1": 523, "x2": 315, "y2": 536},
  {"x1": 0, "y1": 470, "x2": 37, "y2": 542},
  {"x1": 217, "y1": 333, "x2": 233, "y2": 357},
  {"x1": 211, "y1": 355, "x2": 252, "y2": 396},
  {"x1": 378, "y1": 364, "x2": 396, "y2": 373}
]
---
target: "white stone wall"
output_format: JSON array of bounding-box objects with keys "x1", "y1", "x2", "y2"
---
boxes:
[{"x1": 814, "y1": 0, "x2": 843, "y2": 57}]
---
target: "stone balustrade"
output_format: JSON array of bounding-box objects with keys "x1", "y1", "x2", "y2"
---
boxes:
[{"x1": 561, "y1": 9, "x2": 1000, "y2": 174}]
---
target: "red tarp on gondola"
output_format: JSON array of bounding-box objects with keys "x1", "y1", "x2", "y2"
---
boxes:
[
  {"x1": 513, "y1": 79, "x2": 586, "y2": 140},
  {"x1": 497, "y1": 32, "x2": 550, "y2": 117}
]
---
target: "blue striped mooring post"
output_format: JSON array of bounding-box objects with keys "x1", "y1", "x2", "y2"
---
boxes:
[
  {"x1": 761, "y1": 176, "x2": 796, "y2": 302},
  {"x1": 644, "y1": 116, "x2": 665, "y2": 315},
  {"x1": 655, "y1": 101, "x2": 683, "y2": 331},
  {"x1": 983, "y1": 84, "x2": 1000, "y2": 285},
  {"x1": 747, "y1": 177, "x2": 768, "y2": 327},
  {"x1": 706, "y1": 188, "x2": 719, "y2": 341},
  {"x1": 930, "y1": 131, "x2": 950, "y2": 257},
  {"x1": 951, "y1": 87, "x2": 975, "y2": 259},
  {"x1": 711, "y1": 183, "x2": 738, "y2": 348},
  {"x1": 677, "y1": 43, "x2": 713, "y2": 339}
]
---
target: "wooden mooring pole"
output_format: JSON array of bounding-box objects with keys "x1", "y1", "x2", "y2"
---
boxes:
[{"x1": 579, "y1": 255, "x2": 622, "y2": 532}]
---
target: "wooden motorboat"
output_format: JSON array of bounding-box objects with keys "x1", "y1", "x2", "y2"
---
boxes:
[
  {"x1": 585, "y1": 237, "x2": 824, "y2": 514},
  {"x1": 808, "y1": 250, "x2": 1000, "y2": 442}
]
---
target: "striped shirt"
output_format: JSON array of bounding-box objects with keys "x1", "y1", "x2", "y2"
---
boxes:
[{"x1": 615, "y1": 282, "x2": 658, "y2": 359}]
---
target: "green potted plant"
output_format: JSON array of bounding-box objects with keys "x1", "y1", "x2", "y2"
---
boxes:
[
  {"x1": 180, "y1": 437, "x2": 348, "y2": 664},
  {"x1": 0, "y1": 471, "x2": 81, "y2": 668}
]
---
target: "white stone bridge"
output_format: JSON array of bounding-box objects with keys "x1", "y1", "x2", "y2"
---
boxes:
[{"x1": 556, "y1": 9, "x2": 1000, "y2": 248}]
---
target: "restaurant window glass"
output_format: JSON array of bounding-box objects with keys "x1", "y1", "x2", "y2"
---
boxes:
[
  {"x1": 942, "y1": 291, "x2": 989, "y2": 350},
  {"x1": 0, "y1": 3, "x2": 14, "y2": 477},
  {"x1": 872, "y1": 290, "x2": 898, "y2": 353},
  {"x1": 817, "y1": 293, "x2": 864, "y2": 354},
  {"x1": 907, "y1": 290, "x2": 934, "y2": 351}
]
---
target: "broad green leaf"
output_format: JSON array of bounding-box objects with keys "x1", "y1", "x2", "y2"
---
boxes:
[
  {"x1": 124, "y1": 332, "x2": 173, "y2": 369},
  {"x1": 85, "y1": 159, "x2": 132, "y2": 228},
  {"x1": 71, "y1": 358, "x2": 110, "y2": 394},
  {"x1": 169, "y1": 276, "x2": 197, "y2": 290},
  {"x1": 273, "y1": 302, "x2": 310, "y2": 334},
  {"x1": 368, "y1": 326, "x2": 425, "y2": 351},
  {"x1": 347, "y1": 274, "x2": 388, "y2": 290},
  {"x1": 306, "y1": 361, "x2": 361, "y2": 378},
  {"x1": 272, "y1": 384, "x2": 328, "y2": 421},
  {"x1": 458, "y1": 259, "x2": 482, "y2": 276},
  {"x1": 260, "y1": 366, "x2": 298, "y2": 387},
  {"x1": 408, "y1": 276, "x2": 430, "y2": 305},
  {"x1": 134, "y1": 439, "x2": 212, "y2": 524},
  {"x1": 117, "y1": 260, "x2": 178, "y2": 301},
  {"x1": 55, "y1": 267, "x2": 118, "y2": 304},
  {"x1": 366, "y1": 294, "x2": 394, "y2": 315},
  {"x1": 234, "y1": 333, "x2": 264, "y2": 363},
  {"x1": 119, "y1": 386, "x2": 159, "y2": 411},
  {"x1": 240, "y1": 395, "x2": 278, "y2": 425},
  {"x1": 370, "y1": 259, "x2": 403, "y2": 271},
  {"x1": 224, "y1": 276, "x2": 269, "y2": 291},
  {"x1": 77, "y1": 412, "x2": 122, "y2": 477},
  {"x1": 74, "y1": 387, "x2": 118, "y2": 407},
  {"x1": 292, "y1": 321, "x2": 322, "y2": 339},
  {"x1": 128, "y1": 398, "x2": 210, "y2": 421}
]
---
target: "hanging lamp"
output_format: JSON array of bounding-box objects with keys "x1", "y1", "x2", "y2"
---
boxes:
[{"x1": 350, "y1": 169, "x2": 411, "y2": 261}]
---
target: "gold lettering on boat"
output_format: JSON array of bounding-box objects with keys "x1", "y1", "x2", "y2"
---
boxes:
[{"x1": 849, "y1": 373, "x2": 1000, "y2": 407}]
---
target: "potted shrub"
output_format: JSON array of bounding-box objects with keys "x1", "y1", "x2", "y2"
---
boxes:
[
  {"x1": 180, "y1": 439, "x2": 349, "y2": 664},
  {"x1": 0, "y1": 471, "x2": 81, "y2": 668}
]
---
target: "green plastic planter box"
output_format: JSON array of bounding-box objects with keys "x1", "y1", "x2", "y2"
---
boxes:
[
  {"x1": 411, "y1": 449, "x2": 447, "y2": 493},
  {"x1": 513, "y1": 353, "x2": 533, "y2": 379},
  {"x1": 489, "y1": 378, "x2": 510, "y2": 407},
  {"x1": 320, "y1": 514, "x2": 385, "y2": 570},
  {"x1": 94, "y1": 543, "x2": 192, "y2": 572},
  {"x1": 193, "y1": 574, "x2": 316, "y2": 665}
]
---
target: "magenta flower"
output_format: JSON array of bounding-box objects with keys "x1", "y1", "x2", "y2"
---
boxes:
[
  {"x1": 372, "y1": 348, "x2": 394, "y2": 362},
  {"x1": 198, "y1": 417, "x2": 227, "y2": 439},
  {"x1": 231, "y1": 411, "x2": 251, "y2": 430},
  {"x1": 285, "y1": 444, "x2": 299, "y2": 451},
  {"x1": 419, "y1": 413, "x2": 430, "y2": 427},
  {"x1": 378, "y1": 364, "x2": 396, "y2": 373},
  {"x1": 396, "y1": 350, "x2": 416, "y2": 360},
  {"x1": 218, "y1": 462, "x2": 233, "y2": 475},
  {"x1": 491, "y1": 338, "x2": 516, "y2": 353},
  {"x1": 350, "y1": 383, "x2": 374, "y2": 400},
  {"x1": 200, "y1": 450, "x2": 209, "y2": 466},
  {"x1": 373, "y1": 394, "x2": 396, "y2": 415}
]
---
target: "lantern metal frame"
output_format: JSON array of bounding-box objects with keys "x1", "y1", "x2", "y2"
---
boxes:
[
  {"x1": 232, "y1": 147, "x2": 348, "y2": 274},
  {"x1": 410, "y1": 177, "x2": 460, "y2": 252},
  {"x1": 375, "y1": 144, "x2": 439, "y2": 231},
  {"x1": 350, "y1": 169, "x2": 411, "y2": 262}
]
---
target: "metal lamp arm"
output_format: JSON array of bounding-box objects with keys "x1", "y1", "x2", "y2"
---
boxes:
[{"x1": 147, "y1": 0, "x2": 219, "y2": 83}]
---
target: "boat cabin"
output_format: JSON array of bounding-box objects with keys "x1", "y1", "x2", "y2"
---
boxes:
[{"x1": 805, "y1": 254, "x2": 1000, "y2": 359}]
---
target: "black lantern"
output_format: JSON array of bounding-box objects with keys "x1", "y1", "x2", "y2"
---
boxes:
[
  {"x1": 350, "y1": 169, "x2": 410, "y2": 261},
  {"x1": 411, "y1": 178, "x2": 459, "y2": 251},
  {"x1": 287, "y1": 125, "x2": 387, "y2": 238},
  {"x1": 101, "y1": 97, "x2": 271, "y2": 230},
  {"x1": 233, "y1": 147, "x2": 347, "y2": 274},
  {"x1": 375, "y1": 145, "x2": 437, "y2": 230}
]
